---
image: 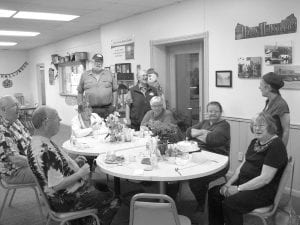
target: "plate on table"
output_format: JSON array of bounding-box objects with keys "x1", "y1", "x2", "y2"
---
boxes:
[
  {"x1": 176, "y1": 141, "x2": 199, "y2": 153},
  {"x1": 104, "y1": 155, "x2": 125, "y2": 164}
]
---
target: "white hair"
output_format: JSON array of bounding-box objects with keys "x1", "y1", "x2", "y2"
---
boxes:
[{"x1": 150, "y1": 96, "x2": 163, "y2": 106}]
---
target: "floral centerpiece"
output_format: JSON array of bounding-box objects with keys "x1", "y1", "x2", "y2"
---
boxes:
[
  {"x1": 105, "y1": 111, "x2": 123, "y2": 142},
  {"x1": 147, "y1": 120, "x2": 183, "y2": 154}
]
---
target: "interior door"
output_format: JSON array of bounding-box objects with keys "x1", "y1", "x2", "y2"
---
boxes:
[{"x1": 167, "y1": 42, "x2": 203, "y2": 125}]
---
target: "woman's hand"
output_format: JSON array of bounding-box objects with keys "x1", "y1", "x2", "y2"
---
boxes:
[
  {"x1": 191, "y1": 128, "x2": 204, "y2": 137},
  {"x1": 225, "y1": 185, "x2": 239, "y2": 197},
  {"x1": 219, "y1": 184, "x2": 228, "y2": 196}
]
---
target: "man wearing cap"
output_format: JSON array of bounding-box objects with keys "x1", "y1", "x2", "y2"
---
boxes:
[
  {"x1": 259, "y1": 72, "x2": 290, "y2": 146},
  {"x1": 125, "y1": 69, "x2": 158, "y2": 131},
  {"x1": 77, "y1": 53, "x2": 118, "y2": 119}
]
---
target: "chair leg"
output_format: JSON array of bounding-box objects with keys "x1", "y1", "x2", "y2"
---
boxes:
[
  {"x1": 32, "y1": 186, "x2": 44, "y2": 218},
  {"x1": 45, "y1": 215, "x2": 51, "y2": 225},
  {"x1": 91, "y1": 214, "x2": 101, "y2": 225},
  {"x1": 8, "y1": 188, "x2": 16, "y2": 207},
  {"x1": 0, "y1": 189, "x2": 10, "y2": 219}
]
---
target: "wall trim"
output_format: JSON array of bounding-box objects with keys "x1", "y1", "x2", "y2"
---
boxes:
[{"x1": 223, "y1": 116, "x2": 300, "y2": 130}]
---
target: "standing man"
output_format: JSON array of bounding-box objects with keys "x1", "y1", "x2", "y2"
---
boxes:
[
  {"x1": 125, "y1": 69, "x2": 157, "y2": 131},
  {"x1": 0, "y1": 95, "x2": 34, "y2": 184},
  {"x1": 77, "y1": 53, "x2": 118, "y2": 119}
]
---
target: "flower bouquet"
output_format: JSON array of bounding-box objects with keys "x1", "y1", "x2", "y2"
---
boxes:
[
  {"x1": 105, "y1": 111, "x2": 123, "y2": 142},
  {"x1": 147, "y1": 120, "x2": 182, "y2": 155}
]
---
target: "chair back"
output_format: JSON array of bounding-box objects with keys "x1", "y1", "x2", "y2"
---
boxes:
[
  {"x1": 129, "y1": 193, "x2": 181, "y2": 225},
  {"x1": 271, "y1": 156, "x2": 294, "y2": 213}
]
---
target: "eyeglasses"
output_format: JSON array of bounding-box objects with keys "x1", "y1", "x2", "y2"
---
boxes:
[
  {"x1": 208, "y1": 110, "x2": 220, "y2": 114},
  {"x1": 253, "y1": 124, "x2": 266, "y2": 129}
]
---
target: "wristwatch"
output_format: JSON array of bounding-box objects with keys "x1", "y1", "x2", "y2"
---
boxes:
[{"x1": 237, "y1": 186, "x2": 241, "y2": 192}]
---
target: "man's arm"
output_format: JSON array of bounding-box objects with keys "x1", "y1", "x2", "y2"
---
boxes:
[{"x1": 8, "y1": 154, "x2": 28, "y2": 167}]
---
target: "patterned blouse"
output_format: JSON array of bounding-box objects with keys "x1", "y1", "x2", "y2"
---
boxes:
[
  {"x1": 0, "y1": 117, "x2": 31, "y2": 176},
  {"x1": 27, "y1": 136, "x2": 89, "y2": 212}
]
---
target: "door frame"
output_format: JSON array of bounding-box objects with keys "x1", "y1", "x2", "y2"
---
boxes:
[
  {"x1": 150, "y1": 32, "x2": 209, "y2": 121},
  {"x1": 36, "y1": 63, "x2": 46, "y2": 105}
]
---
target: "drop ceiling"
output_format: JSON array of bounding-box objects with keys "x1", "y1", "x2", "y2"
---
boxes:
[{"x1": 0, "y1": 0, "x2": 189, "y2": 50}]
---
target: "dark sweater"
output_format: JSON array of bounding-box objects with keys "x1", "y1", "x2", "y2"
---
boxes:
[{"x1": 186, "y1": 119, "x2": 230, "y2": 155}]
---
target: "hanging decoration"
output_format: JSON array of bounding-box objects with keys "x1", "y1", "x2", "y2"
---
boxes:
[
  {"x1": 2, "y1": 78, "x2": 13, "y2": 88},
  {"x1": 0, "y1": 61, "x2": 29, "y2": 78}
]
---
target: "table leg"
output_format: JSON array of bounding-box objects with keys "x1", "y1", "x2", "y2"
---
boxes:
[
  {"x1": 158, "y1": 181, "x2": 166, "y2": 194},
  {"x1": 114, "y1": 177, "x2": 121, "y2": 197}
]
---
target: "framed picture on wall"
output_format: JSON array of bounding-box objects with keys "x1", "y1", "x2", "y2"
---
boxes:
[
  {"x1": 216, "y1": 70, "x2": 232, "y2": 87},
  {"x1": 115, "y1": 63, "x2": 131, "y2": 73}
]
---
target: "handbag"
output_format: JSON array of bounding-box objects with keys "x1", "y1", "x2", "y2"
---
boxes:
[{"x1": 275, "y1": 160, "x2": 300, "y2": 225}]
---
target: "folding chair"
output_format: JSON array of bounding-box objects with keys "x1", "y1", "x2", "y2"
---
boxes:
[
  {"x1": 129, "y1": 193, "x2": 191, "y2": 225},
  {"x1": 0, "y1": 175, "x2": 43, "y2": 220},
  {"x1": 246, "y1": 156, "x2": 294, "y2": 225},
  {"x1": 33, "y1": 176, "x2": 100, "y2": 225}
]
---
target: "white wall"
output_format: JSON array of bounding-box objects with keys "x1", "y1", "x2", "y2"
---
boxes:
[
  {"x1": 0, "y1": 50, "x2": 33, "y2": 103},
  {"x1": 28, "y1": 29, "x2": 102, "y2": 125},
  {"x1": 206, "y1": 0, "x2": 300, "y2": 125},
  {"x1": 100, "y1": 0, "x2": 205, "y2": 76},
  {"x1": 100, "y1": 0, "x2": 300, "y2": 125}
]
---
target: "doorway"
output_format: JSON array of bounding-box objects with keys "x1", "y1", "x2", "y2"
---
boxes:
[
  {"x1": 150, "y1": 33, "x2": 208, "y2": 126},
  {"x1": 36, "y1": 64, "x2": 46, "y2": 105}
]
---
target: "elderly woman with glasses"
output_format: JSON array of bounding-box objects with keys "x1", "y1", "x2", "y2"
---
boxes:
[
  {"x1": 208, "y1": 112, "x2": 287, "y2": 225},
  {"x1": 71, "y1": 101, "x2": 105, "y2": 138},
  {"x1": 186, "y1": 101, "x2": 230, "y2": 213},
  {"x1": 140, "y1": 96, "x2": 176, "y2": 130}
]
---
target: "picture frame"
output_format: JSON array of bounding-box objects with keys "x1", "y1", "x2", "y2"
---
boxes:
[
  {"x1": 216, "y1": 70, "x2": 232, "y2": 87},
  {"x1": 115, "y1": 63, "x2": 131, "y2": 73}
]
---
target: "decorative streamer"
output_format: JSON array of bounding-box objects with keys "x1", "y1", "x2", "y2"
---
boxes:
[{"x1": 0, "y1": 61, "x2": 29, "y2": 78}]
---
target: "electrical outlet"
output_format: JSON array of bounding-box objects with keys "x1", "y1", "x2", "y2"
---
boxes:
[{"x1": 238, "y1": 152, "x2": 243, "y2": 161}]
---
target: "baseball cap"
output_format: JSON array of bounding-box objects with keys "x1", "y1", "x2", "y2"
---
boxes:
[{"x1": 92, "y1": 53, "x2": 104, "y2": 62}]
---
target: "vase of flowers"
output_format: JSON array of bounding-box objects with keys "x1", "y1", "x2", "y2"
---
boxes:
[
  {"x1": 147, "y1": 120, "x2": 182, "y2": 155},
  {"x1": 105, "y1": 111, "x2": 123, "y2": 142}
]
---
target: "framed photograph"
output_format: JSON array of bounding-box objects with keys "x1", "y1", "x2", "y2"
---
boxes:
[
  {"x1": 115, "y1": 63, "x2": 131, "y2": 74},
  {"x1": 274, "y1": 65, "x2": 300, "y2": 90},
  {"x1": 238, "y1": 57, "x2": 262, "y2": 78},
  {"x1": 216, "y1": 71, "x2": 232, "y2": 87}
]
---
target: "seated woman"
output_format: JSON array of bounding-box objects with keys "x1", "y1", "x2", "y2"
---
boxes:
[
  {"x1": 140, "y1": 96, "x2": 176, "y2": 130},
  {"x1": 186, "y1": 101, "x2": 230, "y2": 212},
  {"x1": 71, "y1": 102, "x2": 105, "y2": 138},
  {"x1": 208, "y1": 112, "x2": 287, "y2": 225}
]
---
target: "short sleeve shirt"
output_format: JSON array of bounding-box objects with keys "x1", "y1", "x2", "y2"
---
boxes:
[
  {"x1": 28, "y1": 136, "x2": 87, "y2": 212},
  {"x1": 77, "y1": 69, "x2": 118, "y2": 107},
  {"x1": 239, "y1": 137, "x2": 287, "y2": 195},
  {"x1": 264, "y1": 95, "x2": 289, "y2": 138},
  {"x1": 0, "y1": 117, "x2": 31, "y2": 176}
]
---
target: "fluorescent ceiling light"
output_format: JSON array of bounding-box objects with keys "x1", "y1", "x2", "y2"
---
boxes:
[
  {"x1": 13, "y1": 11, "x2": 79, "y2": 21},
  {"x1": 0, "y1": 42, "x2": 17, "y2": 46},
  {"x1": 0, "y1": 30, "x2": 40, "y2": 36},
  {"x1": 0, "y1": 9, "x2": 16, "y2": 17}
]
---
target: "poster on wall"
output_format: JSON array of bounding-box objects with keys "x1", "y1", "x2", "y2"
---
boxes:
[
  {"x1": 235, "y1": 14, "x2": 297, "y2": 40},
  {"x1": 264, "y1": 42, "x2": 292, "y2": 65},
  {"x1": 111, "y1": 36, "x2": 134, "y2": 61},
  {"x1": 238, "y1": 57, "x2": 262, "y2": 78},
  {"x1": 274, "y1": 65, "x2": 300, "y2": 90}
]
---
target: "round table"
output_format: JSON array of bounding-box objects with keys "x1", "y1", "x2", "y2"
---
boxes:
[
  {"x1": 96, "y1": 147, "x2": 228, "y2": 194},
  {"x1": 62, "y1": 134, "x2": 147, "y2": 156}
]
